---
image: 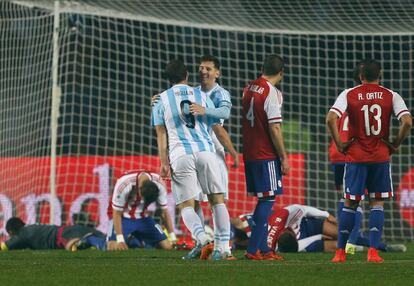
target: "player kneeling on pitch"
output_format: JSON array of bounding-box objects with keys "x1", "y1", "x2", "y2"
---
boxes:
[
  {"x1": 0, "y1": 217, "x2": 107, "y2": 251},
  {"x1": 107, "y1": 170, "x2": 176, "y2": 251}
]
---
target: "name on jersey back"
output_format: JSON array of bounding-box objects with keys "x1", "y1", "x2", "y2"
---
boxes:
[
  {"x1": 249, "y1": 84, "x2": 264, "y2": 94},
  {"x1": 358, "y1": 92, "x2": 383, "y2": 100}
]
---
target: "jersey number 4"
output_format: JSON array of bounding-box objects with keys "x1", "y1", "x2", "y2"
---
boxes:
[
  {"x1": 361, "y1": 104, "x2": 382, "y2": 136},
  {"x1": 246, "y1": 97, "x2": 255, "y2": 127}
]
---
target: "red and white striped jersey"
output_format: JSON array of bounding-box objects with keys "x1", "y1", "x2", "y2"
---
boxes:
[
  {"x1": 108, "y1": 170, "x2": 168, "y2": 219},
  {"x1": 242, "y1": 77, "x2": 283, "y2": 161},
  {"x1": 267, "y1": 204, "x2": 329, "y2": 250},
  {"x1": 330, "y1": 84, "x2": 410, "y2": 163}
]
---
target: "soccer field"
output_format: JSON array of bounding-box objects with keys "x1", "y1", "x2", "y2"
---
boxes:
[{"x1": 1, "y1": 245, "x2": 413, "y2": 286}]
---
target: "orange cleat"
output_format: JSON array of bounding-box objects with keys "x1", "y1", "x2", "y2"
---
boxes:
[
  {"x1": 367, "y1": 247, "x2": 384, "y2": 263},
  {"x1": 332, "y1": 249, "x2": 346, "y2": 263},
  {"x1": 261, "y1": 251, "x2": 284, "y2": 261},
  {"x1": 200, "y1": 242, "x2": 214, "y2": 260},
  {"x1": 244, "y1": 250, "x2": 263, "y2": 260}
]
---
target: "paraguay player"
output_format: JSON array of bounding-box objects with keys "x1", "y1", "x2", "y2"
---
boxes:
[
  {"x1": 241, "y1": 54, "x2": 290, "y2": 260},
  {"x1": 107, "y1": 170, "x2": 176, "y2": 250},
  {"x1": 327, "y1": 59, "x2": 412, "y2": 263}
]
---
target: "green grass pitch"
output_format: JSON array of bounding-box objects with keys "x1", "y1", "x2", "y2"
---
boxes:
[{"x1": 1, "y1": 245, "x2": 414, "y2": 286}]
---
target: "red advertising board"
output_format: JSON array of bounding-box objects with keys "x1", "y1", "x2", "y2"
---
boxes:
[{"x1": 0, "y1": 154, "x2": 305, "y2": 238}]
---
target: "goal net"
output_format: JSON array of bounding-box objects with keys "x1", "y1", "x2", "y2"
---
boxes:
[{"x1": 1, "y1": 0, "x2": 413, "y2": 241}]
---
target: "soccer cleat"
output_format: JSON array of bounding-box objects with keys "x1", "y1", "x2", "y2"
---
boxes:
[
  {"x1": 211, "y1": 250, "x2": 237, "y2": 261},
  {"x1": 385, "y1": 244, "x2": 407, "y2": 253},
  {"x1": 345, "y1": 243, "x2": 364, "y2": 255},
  {"x1": 182, "y1": 243, "x2": 203, "y2": 260},
  {"x1": 331, "y1": 249, "x2": 346, "y2": 263},
  {"x1": 261, "y1": 251, "x2": 284, "y2": 261},
  {"x1": 367, "y1": 248, "x2": 384, "y2": 263},
  {"x1": 244, "y1": 250, "x2": 263, "y2": 260},
  {"x1": 200, "y1": 242, "x2": 214, "y2": 260}
]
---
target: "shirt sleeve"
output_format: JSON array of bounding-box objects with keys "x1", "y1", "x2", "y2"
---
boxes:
[
  {"x1": 152, "y1": 97, "x2": 165, "y2": 126},
  {"x1": 155, "y1": 182, "x2": 168, "y2": 209},
  {"x1": 330, "y1": 89, "x2": 348, "y2": 117},
  {"x1": 301, "y1": 205, "x2": 330, "y2": 218},
  {"x1": 392, "y1": 92, "x2": 411, "y2": 120},
  {"x1": 264, "y1": 88, "x2": 282, "y2": 124},
  {"x1": 112, "y1": 180, "x2": 132, "y2": 211},
  {"x1": 205, "y1": 104, "x2": 231, "y2": 120}
]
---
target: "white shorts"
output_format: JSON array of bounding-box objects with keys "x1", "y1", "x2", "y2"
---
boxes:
[
  {"x1": 197, "y1": 151, "x2": 228, "y2": 202},
  {"x1": 171, "y1": 151, "x2": 223, "y2": 205}
]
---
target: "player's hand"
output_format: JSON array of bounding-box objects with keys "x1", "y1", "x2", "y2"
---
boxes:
[
  {"x1": 281, "y1": 158, "x2": 290, "y2": 175},
  {"x1": 151, "y1": 94, "x2": 160, "y2": 106},
  {"x1": 115, "y1": 242, "x2": 129, "y2": 251},
  {"x1": 160, "y1": 163, "x2": 171, "y2": 179},
  {"x1": 337, "y1": 137, "x2": 356, "y2": 155},
  {"x1": 381, "y1": 138, "x2": 398, "y2": 154},
  {"x1": 189, "y1": 103, "x2": 206, "y2": 116},
  {"x1": 231, "y1": 153, "x2": 240, "y2": 168}
]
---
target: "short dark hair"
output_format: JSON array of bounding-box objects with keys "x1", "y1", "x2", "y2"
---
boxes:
[
  {"x1": 141, "y1": 180, "x2": 160, "y2": 205},
  {"x1": 200, "y1": 55, "x2": 220, "y2": 70},
  {"x1": 360, "y1": 59, "x2": 381, "y2": 82},
  {"x1": 262, "y1": 54, "x2": 284, "y2": 76},
  {"x1": 6, "y1": 217, "x2": 25, "y2": 235},
  {"x1": 164, "y1": 59, "x2": 187, "y2": 85},
  {"x1": 277, "y1": 231, "x2": 298, "y2": 252}
]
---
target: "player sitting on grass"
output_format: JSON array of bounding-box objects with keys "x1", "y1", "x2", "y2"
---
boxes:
[{"x1": 0, "y1": 217, "x2": 106, "y2": 251}]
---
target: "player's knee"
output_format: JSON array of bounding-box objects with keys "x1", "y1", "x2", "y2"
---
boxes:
[
  {"x1": 344, "y1": 199, "x2": 359, "y2": 209},
  {"x1": 207, "y1": 193, "x2": 225, "y2": 205}
]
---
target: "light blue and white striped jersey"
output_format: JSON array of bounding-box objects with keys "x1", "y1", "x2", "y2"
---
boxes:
[
  {"x1": 196, "y1": 83, "x2": 232, "y2": 126},
  {"x1": 152, "y1": 84, "x2": 219, "y2": 163},
  {"x1": 196, "y1": 84, "x2": 232, "y2": 157}
]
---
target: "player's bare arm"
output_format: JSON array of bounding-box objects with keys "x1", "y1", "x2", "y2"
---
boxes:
[
  {"x1": 160, "y1": 208, "x2": 177, "y2": 244},
  {"x1": 212, "y1": 124, "x2": 239, "y2": 168},
  {"x1": 155, "y1": 125, "x2": 170, "y2": 178},
  {"x1": 381, "y1": 113, "x2": 412, "y2": 154},
  {"x1": 268, "y1": 122, "x2": 290, "y2": 175},
  {"x1": 326, "y1": 111, "x2": 354, "y2": 154},
  {"x1": 112, "y1": 210, "x2": 129, "y2": 251}
]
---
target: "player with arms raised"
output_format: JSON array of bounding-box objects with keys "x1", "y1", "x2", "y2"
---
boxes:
[
  {"x1": 327, "y1": 59, "x2": 412, "y2": 263},
  {"x1": 242, "y1": 54, "x2": 290, "y2": 260}
]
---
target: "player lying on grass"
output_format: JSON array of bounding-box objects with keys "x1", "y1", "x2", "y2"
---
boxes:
[
  {"x1": 231, "y1": 204, "x2": 406, "y2": 253},
  {"x1": 107, "y1": 170, "x2": 176, "y2": 251},
  {"x1": 0, "y1": 217, "x2": 106, "y2": 251}
]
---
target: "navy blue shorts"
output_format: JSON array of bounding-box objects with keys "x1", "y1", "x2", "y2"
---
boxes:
[
  {"x1": 244, "y1": 158, "x2": 283, "y2": 198},
  {"x1": 108, "y1": 217, "x2": 167, "y2": 247},
  {"x1": 331, "y1": 163, "x2": 345, "y2": 188},
  {"x1": 344, "y1": 162, "x2": 393, "y2": 201},
  {"x1": 299, "y1": 217, "x2": 324, "y2": 239}
]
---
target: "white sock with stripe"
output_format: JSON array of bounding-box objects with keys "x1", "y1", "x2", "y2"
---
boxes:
[
  {"x1": 181, "y1": 206, "x2": 208, "y2": 245},
  {"x1": 212, "y1": 203, "x2": 231, "y2": 253}
]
